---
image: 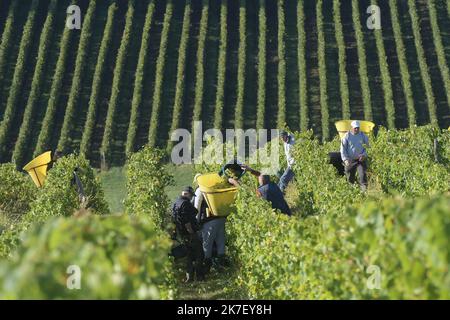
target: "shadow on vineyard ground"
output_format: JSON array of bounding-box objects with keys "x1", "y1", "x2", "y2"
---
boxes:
[{"x1": 175, "y1": 263, "x2": 247, "y2": 300}]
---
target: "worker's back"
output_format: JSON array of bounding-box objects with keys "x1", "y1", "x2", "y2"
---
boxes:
[
  {"x1": 257, "y1": 182, "x2": 291, "y2": 216},
  {"x1": 172, "y1": 196, "x2": 199, "y2": 237}
]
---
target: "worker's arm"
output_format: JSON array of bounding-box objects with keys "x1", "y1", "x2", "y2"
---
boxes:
[
  {"x1": 285, "y1": 142, "x2": 295, "y2": 167},
  {"x1": 185, "y1": 222, "x2": 195, "y2": 235},
  {"x1": 181, "y1": 202, "x2": 198, "y2": 236},
  {"x1": 240, "y1": 165, "x2": 261, "y2": 177},
  {"x1": 228, "y1": 178, "x2": 240, "y2": 187},
  {"x1": 193, "y1": 188, "x2": 203, "y2": 210},
  {"x1": 357, "y1": 134, "x2": 369, "y2": 161},
  {"x1": 340, "y1": 135, "x2": 350, "y2": 165},
  {"x1": 363, "y1": 133, "x2": 369, "y2": 156}
]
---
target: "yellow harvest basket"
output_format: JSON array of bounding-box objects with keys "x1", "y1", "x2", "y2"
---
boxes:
[
  {"x1": 23, "y1": 151, "x2": 52, "y2": 187},
  {"x1": 196, "y1": 173, "x2": 237, "y2": 217},
  {"x1": 335, "y1": 120, "x2": 375, "y2": 139}
]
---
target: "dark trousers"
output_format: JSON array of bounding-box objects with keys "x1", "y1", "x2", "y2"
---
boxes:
[
  {"x1": 184, "y1": 233, "x2": 205, "y2": 277},
  {"x1": 279, "y1": 167, "x2": 295, "y2": 193},
  {"x1": 345, "y1": 160, "x2": 368, "y2": 190}
]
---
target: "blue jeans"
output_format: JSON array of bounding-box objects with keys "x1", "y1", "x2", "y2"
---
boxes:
[
  {"x1": 279, "y1": 167, "x2": 295, "y2": 193},
  {"x1": 201, "y1": 218, "x2": 226, "y2": 259}
]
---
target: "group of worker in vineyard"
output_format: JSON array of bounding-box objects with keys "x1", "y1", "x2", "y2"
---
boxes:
[
  {"x1": 171, "y1": 132, "x2": 294, "y2": 282},
  {"x1": 172, "y1": 123, "x2": 370, "y2": 282}
]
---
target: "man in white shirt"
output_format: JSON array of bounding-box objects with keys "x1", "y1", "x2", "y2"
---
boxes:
[{"x1": 279, "y1": 131, "x2": 295, "y2": 193}]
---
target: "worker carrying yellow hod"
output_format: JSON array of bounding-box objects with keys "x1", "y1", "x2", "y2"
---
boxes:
[
  {"x1": 23, "y1": 150, "x2": 86, "y2": 203},
  {"x1": 22, "y1": 150, "x2": 62, "y2": 188},
  {"x1": 340, "y1": 120, "x2": 370, "y2": 191}
]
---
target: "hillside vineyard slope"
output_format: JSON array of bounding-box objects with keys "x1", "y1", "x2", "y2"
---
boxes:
[{"x1": 0, "y1": 0, "x2": 448, "y2": 168}]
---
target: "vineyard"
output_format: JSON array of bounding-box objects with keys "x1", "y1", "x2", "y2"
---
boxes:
[
  {"x1": 0, "y1": 0, "x2": 449, "y2": 301},
  {"x1": 0, "y1": 125, "x2": 449, "y2": 299},
  {"x1": 0, "y1": 0, "x2": 448, "y2": 169}
]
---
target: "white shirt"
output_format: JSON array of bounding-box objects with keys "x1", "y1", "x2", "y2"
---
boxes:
[
  {"x1": 193, "y1": 187, "x2": 204, "y2": 220},
  {"x1": 284, "y1": 136, "x2": 295, "y2": 167}
]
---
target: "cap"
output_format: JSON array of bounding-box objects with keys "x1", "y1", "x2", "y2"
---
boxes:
[
  {"x1": 182, "y1": 186, "x2": 194, "y2": 194},
  {"x1": 280, "y1": 130, "x2": 288, "y2": 138},
  {"x1": 351, "y1": 120, "x2": 361, "y2": 128}
]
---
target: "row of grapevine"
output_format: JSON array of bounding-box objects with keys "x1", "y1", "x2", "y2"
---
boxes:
[
  {"x1": 33, "y1": 16, "x2": 74, "y2": 157},
  {"x1": 407, "y1": 0, "x2": 437, "y2": 126},
  {"x1": 351, "y1": 0, "x2": 372, "y2": 121},
  {"x1": 80, "y1": 2, "x2": 117, "y2": 158},
  {"x1": 297, "y1": 1, "x2": 308, "y2": 132},
  {"x1": 428, "y1": 0, "x2": 450, "y2": 109},
  {"x1": 191, "y1": 0, "x2": 209, "y2": 132},
  {"x1": 57, "y1": 0, "x2": 96, "y2": 154},
  {"x1": 232, "y1": 189, "x2": 449, "y2": 299},
  {"x1": 0, "y1": 0, "x2": 39, "y2": 160},
  {"x1": 234, "y1": 0, "x2": 246, "y2": 130},
  {"x1": 100, "y1": 0, "x2": 135, "y2": 163},
  {"x1": 388, "y1": 0, "x2": 416, "y2": 127},
  {"x1": 124, "y1": 146, "x2": 176, "y2": 298},
  {"x1": 148, "y1": 0, "x2": 173, "y2": 147},
  {"x1": 126, "y1": 0, "x2": 155, "y2": 156},
  {"x1": 369, "y1": 126, "x2": 449, "y2": 195},
  {"x1": 276, "y1": 0, "x2": 286, "y2": 128},
  {"x1": 0, "y1": 214, "x2": 172, "y2": 299},
  {"x1": 0, "y1": 153, "x2": 172, "y2": 299},
  {"x1": 256, "y1": 0, "x2": 266, "y2": 130},
  {"x1": 448, "y1": 1, "x2": 450, "y2": 18},
  {"x1": 227, "y1": 126, "x2": 449, "y2": 299},
  {"x1": 316, "y1": 0, "x2": 329, "y2": 141},
  {"x1": 0, "y1": 154, "x2": 109, "y2": 258},
  {"x1": 213, "y1": 0, "x2": 228, "y2": 129},
  {"x1": 332, "y1": 0, "x2": 350, "y2": 120},
  {"x1": 167, "y1": 0, "x2": 191, "y2": 150},
  {"x1": 12, "y1": 0, "x2": 58, "y2": 168},
  {"x1": 0, "y1": 0, "x2": 17, "y2": 96},
  {"x1": 372, "y1": 0, "x2": 395, "y2": 129}
]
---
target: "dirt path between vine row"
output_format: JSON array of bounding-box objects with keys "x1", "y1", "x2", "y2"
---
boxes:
[{"x1": 175, "y1": 265, "x2": 248, "y2": 300}]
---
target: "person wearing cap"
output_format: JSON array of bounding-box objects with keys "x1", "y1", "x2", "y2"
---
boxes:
[
  {"x1": 279, "y1": 131, "x2": 296, "y2": 193},
  {"x1": 193, "y1": 174, "x2": 228, "y2": 273},
  {"x1": 171, "y1": 186, "x2": 205, "y2": 282},
  {"x1": 340, "y1": 120, "x2": 369, "y2": 191}
]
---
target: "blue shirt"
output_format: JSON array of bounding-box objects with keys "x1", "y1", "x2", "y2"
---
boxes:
[
  {"x1": 257, "y1": 182, "x2": 292, "y2": 216},
  {"x1": 340, "y1": 131, "x2": 369, "y2": 161}
]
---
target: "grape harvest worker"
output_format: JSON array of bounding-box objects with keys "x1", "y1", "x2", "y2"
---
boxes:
[
  {"x1": 48, "y1": 150, "x2": 87, "y2": 204},
  {"x1": 172, "y1": 186, "x2": 205, "y2": 282},
  {"x1": 279, "y1": 131, "x2": 295, "y2": 193},
  {"x1": 230, "y1": 166, "x2": 292, "y2": 216},
  {"x1": 193, "y1": 174, "x2": 228, "y2": 274},
  {"x1": 340, "y1": 120, "x2": 369, "y2": 191}
]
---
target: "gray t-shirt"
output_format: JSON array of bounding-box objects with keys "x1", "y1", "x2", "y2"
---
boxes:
[{"x1": 340, "y1": 131, "x2": 369, "y2": 161}]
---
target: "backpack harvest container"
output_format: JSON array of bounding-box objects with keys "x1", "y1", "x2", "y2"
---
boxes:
[
  {"x1": 23, "y1": 151, "x2": 52, "y2": 187},
  {"x1": 335, "y1": 120, "x2": 375, "y2": 139},
  {"x1": 196, "y1": 173, "x2": 237, "y2": 218}
]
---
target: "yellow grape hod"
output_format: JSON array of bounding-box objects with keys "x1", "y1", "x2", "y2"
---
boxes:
[
  {"x1": 196, "y1": 173, "x2": 237, "y2": 218},
  {"x1": 335, "y1": 120, "x2": 375, "y2": 139},
  {"x1": 22, "y1": 151, "x2": 52, "y2": 188}
]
